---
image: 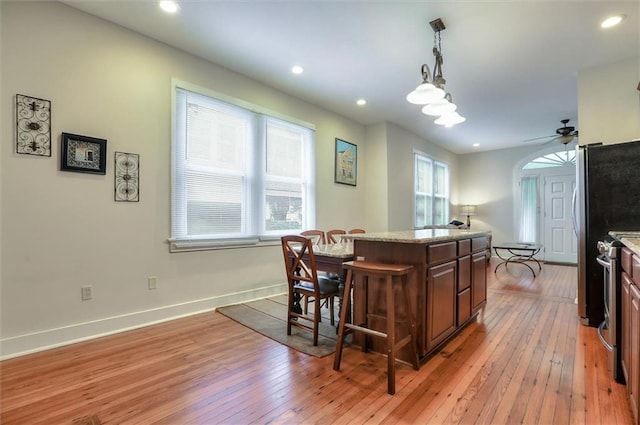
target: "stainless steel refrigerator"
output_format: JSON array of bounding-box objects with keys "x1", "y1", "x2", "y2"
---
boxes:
[{"x1": 575, "y1": 140, "x2": 640, "y2": 327}]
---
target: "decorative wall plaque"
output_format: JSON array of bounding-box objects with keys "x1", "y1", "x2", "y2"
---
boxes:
[
  {"x1": 16, "y1": 94, "x2": 52, "y2": 156},
  {"x1": 114, "y1": 152, "x2": 140, "y2": 202}
]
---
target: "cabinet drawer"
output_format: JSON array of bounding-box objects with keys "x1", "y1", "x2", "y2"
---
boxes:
[
  {"x1": 472, "y1": 236, "x2": 488, "y2": 253},
  {"x1": 458, "y1": 239, "x2": 471, "y2": 256},
  {"x1": 428, "y1": 241, "x2": 457, "y2": 265},
  {"x1": 634, "y1": 255, "x2": 640, "y2": 283},
  {"x1": 623, "y1": 248, "x2": 633, "y2": 275}
]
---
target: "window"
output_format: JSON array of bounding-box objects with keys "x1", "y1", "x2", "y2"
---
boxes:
[
  {"x1": 523, "y1": 150, "x2": 576, "y2": 169},
  {"x1": 519, "y1": 176, "x2": 539, "y2": 243},
  {"x1": 170, "y1": 86, "x2": 315, "y2": 251},
  {"x1": 414, "y1": 153, "x2": 449, "y2": 228}
]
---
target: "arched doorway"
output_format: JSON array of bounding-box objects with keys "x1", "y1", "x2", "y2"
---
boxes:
[{"x1": 516, "y1": 143, "x2": 577, "y2": 264}]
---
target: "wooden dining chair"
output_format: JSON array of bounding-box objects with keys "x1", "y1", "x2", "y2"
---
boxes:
[
  {"x1": 300, "y1": 230, "x2": 326, "y2": 245},
  {"x1": 348, "y1": 228, "x2": 366, "y2": 234},
  {"x1": 326, "y1": 229, "x2": 347, "y2": 243},
  {"x1": 281, "y1": 235, "x2": 340, "y2": 346}
]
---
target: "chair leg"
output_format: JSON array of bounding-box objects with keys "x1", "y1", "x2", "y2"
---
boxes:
[
  {"x1": 329, "y1": 296, "x2": 335, "y2": 326},
  {"x1": 287, "y1": 290, "x2": 294, "y2": 336},
  {"x1": 313, "y1": 294, "x2": 321, "y2": 346},
  {"x1": 333, "y1": 270, "x2": 353, "y2": 371},
  {"x1": 401, "y1": 274, "x2": 420, "y2": 370},
  {"x1": 386, "y1": 275, "x2": 396, "y2": 395}
]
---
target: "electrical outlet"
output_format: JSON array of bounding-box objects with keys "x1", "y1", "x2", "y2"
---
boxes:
[
  {"x1": 81, "y1": 286, "x2": 92, "y2": 301},
  {"x1": 148, "y1": 276, "x2": 157, "y2": 290}
]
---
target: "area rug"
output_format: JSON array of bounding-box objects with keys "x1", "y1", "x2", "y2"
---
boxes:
[{"x1": 216, "y1": 294, "x2": 340, "y2": 357}]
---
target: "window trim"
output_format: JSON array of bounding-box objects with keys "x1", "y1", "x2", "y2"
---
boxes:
[{"x1": 168, "y1": 79, "x2": 316, "y2": 252}]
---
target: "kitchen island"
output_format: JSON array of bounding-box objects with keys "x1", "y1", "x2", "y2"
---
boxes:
[{"x1": 349, "y1": 229, "x2": 491, "y2": 363}]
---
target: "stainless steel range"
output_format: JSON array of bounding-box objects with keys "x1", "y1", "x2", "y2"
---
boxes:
[{"x1": 596, "y1": 233, "x2": 626, "y2": 383}]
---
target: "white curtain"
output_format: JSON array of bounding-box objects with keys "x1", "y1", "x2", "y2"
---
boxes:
[{"x1": 519, "y1": 176, "x2": 538, "y2": 243}]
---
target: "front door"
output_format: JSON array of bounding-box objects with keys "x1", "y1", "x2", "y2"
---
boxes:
[{"x1": 543, "y1": 174, "x2": 577, "y2": 264}]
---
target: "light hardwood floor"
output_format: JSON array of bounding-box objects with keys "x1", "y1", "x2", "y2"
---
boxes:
[{"x1": 1, "y1": 261, "x2": 634, "y2": 424}]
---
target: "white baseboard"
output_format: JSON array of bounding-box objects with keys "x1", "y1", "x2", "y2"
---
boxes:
[{"x1": 1, "y1": 283, "x2": 287, "y2": 360}]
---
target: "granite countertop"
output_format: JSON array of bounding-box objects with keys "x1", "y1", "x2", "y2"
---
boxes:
[
  {"x1": 609, "y1": 231, "x2": 640, "y2": 257},
  {"x1": 620, "y1": 237, "x2": 640, "y2": 257},
  {"x1": 348, "y1": 229, "x2": 490, "y2": 244}
]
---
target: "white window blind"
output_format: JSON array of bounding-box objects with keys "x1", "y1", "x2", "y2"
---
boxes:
[
  {"x1": 414, "y1": 153, "x2": 449, "y2": 228},
  {"x1": 171, "y1": 87, "x2": 315, "y2": 251}
]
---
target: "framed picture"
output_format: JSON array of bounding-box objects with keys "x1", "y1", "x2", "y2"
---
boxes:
[
  {"x1": 114, "y1": 152, "x2": 140, "y2": 202},
  {"x1": 334, "y1": 138, "x2": 357, "y2": 186},
  {"x1": 61, "y1": 132, "x2": 107, "y2": 175}
]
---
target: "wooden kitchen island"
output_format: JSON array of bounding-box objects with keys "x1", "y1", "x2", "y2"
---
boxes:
[{"x1": 350, "y1": 229, "x2": 490, "y2": 363}]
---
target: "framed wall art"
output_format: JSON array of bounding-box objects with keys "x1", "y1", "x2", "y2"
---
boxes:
[
  {"x1": 61, "y1": 132, "x2": 107, "y2": 174},
  {"x1": 114, "y1": 152, "x2": 140, "y2": 202},
  {"x1": 16, "y1": 94, "x2": 52, "y2": 157},
  {"x1": 334, "y1": 138, "x2": 357, "y2": 186}
]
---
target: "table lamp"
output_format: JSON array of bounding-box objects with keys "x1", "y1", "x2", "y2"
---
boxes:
[{"x1": 460, "y1": 205, "x2": 476, "y2": 228}]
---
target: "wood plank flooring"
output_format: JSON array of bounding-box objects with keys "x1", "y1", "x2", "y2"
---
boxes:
[{"x1": 1, "y1": 261, "x2": 634, "y2": 424}]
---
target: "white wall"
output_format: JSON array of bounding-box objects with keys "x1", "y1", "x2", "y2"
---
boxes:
[
  {"x1": 458, "y1": 145, "x2": 542, "y2": 244},
  {"x1": 0, "y1": 1, "x2": 373, "y2": 358},
  {"x1": 578, "y1": 57, "x2": 640, "y2": 145},
  {"x1": 385, "y1": 122, "x2": 459, "y2": 231},
  {"x1": 363, "y1": 123, "x2": 389, "y2": 232}
]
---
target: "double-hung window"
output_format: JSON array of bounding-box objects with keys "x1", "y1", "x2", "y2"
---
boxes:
[
  {"x1": 414, "y1": 152, "x2": 449, "y2": 228},
  {"x1": 170, "y1": 86, "x2": 315, "y2": 251}
]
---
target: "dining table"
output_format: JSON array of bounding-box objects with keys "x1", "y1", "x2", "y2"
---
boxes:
[{"x1": 288, "y1": 241, "x2": 355, "y2": 327}]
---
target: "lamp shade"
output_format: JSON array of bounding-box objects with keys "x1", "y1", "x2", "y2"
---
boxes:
[
  {"x1": 435, "y1": 111, "x2": 466, "y2": 127},
  {"x1": 460, "y1": 205, "x2": 476, "y2": 215},
  {"x1": 406, "y1": 83, "x2": 445, "y2": 105},
  {"x1": 421, "y1": 98, "x2": 457, "y2": 116}
]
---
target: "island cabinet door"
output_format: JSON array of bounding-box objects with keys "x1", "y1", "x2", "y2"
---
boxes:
[
  {"x1": 472, "y1": 252, "x2": 487, "y2": 313},
  {"x1": 622, "y1": 272, "x2": 631, "y2": 385},
  {"x1": 630, "y1": 282, "x2": 640, "y2": 422},
  {"x1": 426, "y1": 260, "x2": 457, "y2": 351}
]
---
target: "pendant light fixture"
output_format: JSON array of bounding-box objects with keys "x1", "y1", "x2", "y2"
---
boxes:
[{"x1": 407, "y1": 18, "x2": 465, "y2": 127}]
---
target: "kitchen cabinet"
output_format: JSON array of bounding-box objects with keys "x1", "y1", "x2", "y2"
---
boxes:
[
  {"x1": 352, "y1": 230, "x2": 490, "y2": 362},
  {"x1": 427, "y1": 260, "x2": 457, "y2": 349},
  {"x1": 471, "y1": 236, "x2": 489, "y2": 314},
  {"x1": 621, "y1": 246, "x2": 640, "y2": 424}
]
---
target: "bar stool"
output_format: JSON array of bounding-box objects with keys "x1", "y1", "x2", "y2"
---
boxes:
[{"x1": 333, "y1": 260, "x2": 420, "y2": 395}]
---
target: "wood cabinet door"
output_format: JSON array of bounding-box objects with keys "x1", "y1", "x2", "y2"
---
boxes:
[
  {"x1": 472, "y1": 252, "x2": 487, "y2": 312},
  {"x1": 630, "y1": 282, "x2": 640, "y2": 421},
  {"x1": 427, "y1": 260, "x2": 457, "y2": 350},
  {"x1": 622, "y1": 272, "x2": 632, "y2": 384}
]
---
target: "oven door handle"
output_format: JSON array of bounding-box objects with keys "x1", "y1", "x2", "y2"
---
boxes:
[
  {"x1": 596, "y1": 256, "x2": 611, "y2": 269},
  {"x1": 598, "y1": 320, "x2": 614, "y2": 352}
]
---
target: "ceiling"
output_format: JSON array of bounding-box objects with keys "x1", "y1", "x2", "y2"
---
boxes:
[{"x1": 62, "y1": 1, "x2": 639, "y2": 154}]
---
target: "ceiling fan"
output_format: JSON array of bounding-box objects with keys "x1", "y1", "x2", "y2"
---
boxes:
[{"x1": 524, "y1": 119, "x2": 579, "y2": 145}]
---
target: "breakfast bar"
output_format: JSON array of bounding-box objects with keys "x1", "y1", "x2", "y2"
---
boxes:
[{"x1": 349, "y1": 229, "x2": 491, "y2": 363}]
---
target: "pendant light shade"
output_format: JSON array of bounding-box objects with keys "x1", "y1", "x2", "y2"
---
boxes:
[
  {"x1": 421, "y1": 94, "x2": 457, "y2": 116},
  {"x1": 435, "y1": 111, "x2": 466, "y2": 127},
  {"x1": 407, "y1": 83, "x2": 445, "y2": 105}
]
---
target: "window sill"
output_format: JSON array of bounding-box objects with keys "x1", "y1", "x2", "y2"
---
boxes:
[{"x1": 168, "y1": 236, "x2": 281, "y2": 253}]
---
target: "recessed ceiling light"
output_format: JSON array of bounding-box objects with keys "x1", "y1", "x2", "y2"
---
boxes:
[
  {"x1": 473, "y1": 143, "x2": 480, "y2": 147},
  {"x1": 291, "y1": 65, "x2": 304, "y2": 75},
  {"x1": 356, "y1": 99, "x2": 367, "y2": 106},
  {"x1": 601, "y1": 15, "x2": 624, "y2": 28}
]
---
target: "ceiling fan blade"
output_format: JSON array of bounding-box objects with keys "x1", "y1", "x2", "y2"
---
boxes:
[{"x1": 523, "y1": 134, "x2": 555, "y2": 143}]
